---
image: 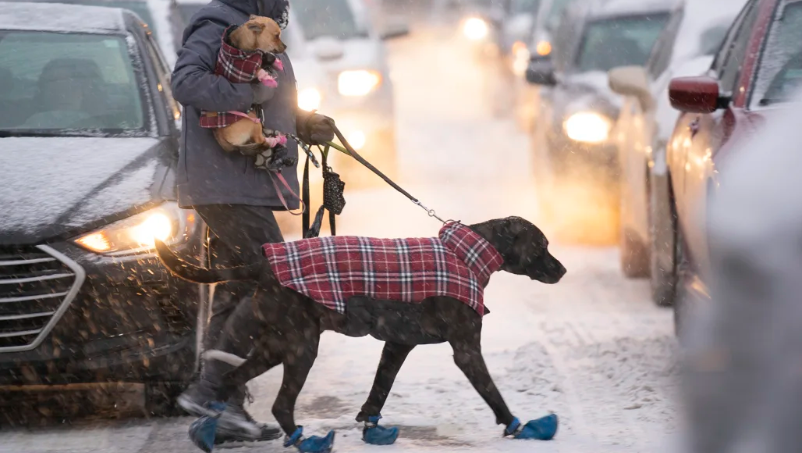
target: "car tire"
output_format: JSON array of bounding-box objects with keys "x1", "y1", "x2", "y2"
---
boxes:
[
  {"x1": 672, "y1": 227, "x2": 689, "y2": 339},
  {"x1": 649, "y1": 172, "x2": 678, "y2": 307},
  {"x1": 620, "y1": 228, "x2": 649, "y2": 278}
]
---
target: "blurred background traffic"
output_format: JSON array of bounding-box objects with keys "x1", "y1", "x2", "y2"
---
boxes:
[{"x1": 1, "y1": 0, "x2": 800, "y2": 451}]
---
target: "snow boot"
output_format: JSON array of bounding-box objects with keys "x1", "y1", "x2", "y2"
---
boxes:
[
  {"x1": 504, "y1": 414, "x2": 559, "y2": 440},
  {"x1": 362, "y1": 415, "x2": 399, "y2": 445},
  {"x1": 284, "y1": 426, "x2": 336, "y2": 453}
]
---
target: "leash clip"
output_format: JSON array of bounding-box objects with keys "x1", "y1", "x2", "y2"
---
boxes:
[{"x1": 415, "y1": 201, "x2": 446, "y2": 224}]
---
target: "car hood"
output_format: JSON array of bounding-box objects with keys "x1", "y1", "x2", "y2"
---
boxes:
[
  {"x1": 307, "y1": 37, "x2": 387, "y2": 73},
  {"x1": 552, "y1": 70, "x2": 622, "y2": 121},
  {"x1": 0, "y1": 136, "x2": 172, "y2": 245}
]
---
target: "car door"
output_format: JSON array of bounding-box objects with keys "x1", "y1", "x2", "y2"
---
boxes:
[{"x1": 675, "y1": 0, "x2": 763, "y2": 271}]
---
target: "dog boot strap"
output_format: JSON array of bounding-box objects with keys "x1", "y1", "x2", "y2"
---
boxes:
[
  {"x1": 364, "y1": 415, "x2": 381, "y2": 428},
  {"x1": 284, "y1": 426, "x2": 305, "y2": 448},
  {"x1": 504, "y1": 417, "x2": 523, "y2": 437}
]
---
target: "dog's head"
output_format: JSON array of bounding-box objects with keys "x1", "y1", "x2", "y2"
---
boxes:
[
  {"x1": 230, "y1": 15, "x2": 287, "y2": 53},
  {"x1": 472, "y1": 217, "x2": 566, "y2": 284}
]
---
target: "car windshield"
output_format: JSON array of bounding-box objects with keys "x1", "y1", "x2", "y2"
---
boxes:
[
  {"x1": 0, "y1": 31, "x2": 146, "y2": 135},
  {"x1": 292, "y1": 0, "x2": 369, "y2": 40},
  {"x1": 545, "y1": 0, "x2": 578, "y2": 31},
  {"x1": 752, "y1": 1, "x2": 802, "y2": 106},
  {"x1": 575, "y1": 13, "x2": 669, "y2": 73}
]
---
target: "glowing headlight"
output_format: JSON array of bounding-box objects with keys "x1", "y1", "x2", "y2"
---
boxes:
[
  {"x1": 512, "y1": 41, "x2": 531, "y2": 77},
  {"x1": 535, "y1": 40, "x2": 552, "y2": 56},
  {"x1": 74, "y1": 203, "x2": 194, "y2": 255},
  {"x1": 563, "y1": 112, "x2": 612, "y2": 144},
  {"x1": 338, "y1": 70, "x2": 382, "y2": 97},
  {"x1": 463, "y1": 17, "x2": 489, "y2": 41},
  {"x1": 298, "y1": 87, "x2": 322, "y2": 111}
]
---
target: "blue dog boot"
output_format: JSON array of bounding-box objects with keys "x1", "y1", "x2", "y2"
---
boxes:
[
  {"x1": 284, "y1": 426, "x2": 336, "y2": 453},
  {"x1": 363, "y1": 415, "x2": 399, "y2": 445},
  {"x1": 504, "y1": 414, "x2": 559, "y2": 440},
  {"x1": 189, "y1": 415, "x2": 219, "y2": 452}
]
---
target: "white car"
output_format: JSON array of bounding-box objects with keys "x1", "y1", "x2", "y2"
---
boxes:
[
  {"x1": 291, "y1": 0, "x2": 407, "y2": 182},
  {"x1": 607, "y1": 0, "x2": 745, "y2": 283}
]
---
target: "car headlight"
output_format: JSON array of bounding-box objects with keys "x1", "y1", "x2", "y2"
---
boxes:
[
  {"x1": 563, "y1": 112, "x2": 612, "y2": 144},
  {"x1": 463, "y1": 17, "x2": 489, "y2": 41},
  {"x1": 535, "y1": 40, "x2": 552, "y2": 56},
  {"x1": 338, "y1": 70, "x2": 382, "y2": 97},
  {"x1": 298, "y1": 87, "x2": 322, "y2": 111},
  {"x1": 74, "y1": 203, "x2": 195, "y2": 255}
]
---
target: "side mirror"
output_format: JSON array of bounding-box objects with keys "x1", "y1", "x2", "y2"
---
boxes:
[
  {"x1": 525, "y1": 58, "x2": 557, "y2": 86},
  {"x1": 669, "y1": 76, "x2": 729, "y2": 113},
  {"x1": 608, "y1": 65, "x2": 653, "y2": 111},
  {"x1": 380, "y1": 21, "x2": 410, "y2": 40}
]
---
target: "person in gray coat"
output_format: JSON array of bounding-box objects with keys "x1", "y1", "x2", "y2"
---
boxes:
[
  {"x1": 170, "y1": 0, "x2": 335, "y2": 442},
  {"x1": 681, "y1": 90, "x2": 802, "y2": 453}
]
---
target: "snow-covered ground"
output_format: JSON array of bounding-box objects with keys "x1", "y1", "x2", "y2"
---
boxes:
[{"x1": 0, "y1": 22, "x2": 679, "y2": 453}]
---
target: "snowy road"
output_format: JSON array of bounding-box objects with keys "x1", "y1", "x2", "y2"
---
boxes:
[{"x1": 0, "y1": 23, "x2": 678, "y2": 453}]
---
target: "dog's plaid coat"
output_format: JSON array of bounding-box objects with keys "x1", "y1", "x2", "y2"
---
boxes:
[
  {"x1": 200, "y1": 27, "x2": 267, "y2": 129},
  {"x1": 262, "y1": 222, "x2": 504, "y2": 315}
]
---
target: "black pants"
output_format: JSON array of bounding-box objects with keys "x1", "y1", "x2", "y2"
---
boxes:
[{"x1": 195, "y1": 205, "x2": 284, "y2": 394}]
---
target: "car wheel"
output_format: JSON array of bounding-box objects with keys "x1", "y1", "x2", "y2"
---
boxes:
[
  {"x1": 672, "y1": 227, "x2": 689, "y2": 339},
  {"x1": 620, "y1": 228, "x2": 649, "y2": 278},
  {"x1": 649, "y1": 172, "x2": 677, "y2": 307}
]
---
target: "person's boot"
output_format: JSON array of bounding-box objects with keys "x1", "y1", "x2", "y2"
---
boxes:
[
  {"x1": 213, "y1": 386, "x2": 281, "y2": 444},
  {"x1": 177, "y1": 381, "x2": 263, "y2": 440}
]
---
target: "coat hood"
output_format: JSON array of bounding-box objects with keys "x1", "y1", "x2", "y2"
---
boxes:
[{"x1": 218, "y1": 0, "x2": 289, "y2": 28}]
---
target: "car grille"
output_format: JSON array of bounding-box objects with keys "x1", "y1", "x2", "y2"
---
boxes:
[{"x1": 0, "y1": 245, "x2": 85, "y2": 352}]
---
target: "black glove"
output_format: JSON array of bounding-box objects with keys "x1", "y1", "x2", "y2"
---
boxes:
[{"x1": 297, "y1": 112, "x2": 335, "y2": 145}]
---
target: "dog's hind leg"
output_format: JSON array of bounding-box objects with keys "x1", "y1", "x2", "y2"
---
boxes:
[
  {"x1": 449, "y1": 335, "x2": 515, "y2": 427},
  {"x1": 356, "y1": 342, "x2": 415, "y2": 422}
]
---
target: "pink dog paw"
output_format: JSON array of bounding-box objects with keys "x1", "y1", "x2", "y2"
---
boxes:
[
  {"x1": 262, "y1": 78, "x2": 278, "y2": 88},
  {"x1": 273, "y1": 58, "x2": 284, "y2": 72},
  {"x1": 257, "y1": 69, "x2": 278, "y2": 87}
]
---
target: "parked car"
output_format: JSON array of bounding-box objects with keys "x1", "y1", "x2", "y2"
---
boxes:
[
  {"x1": 292, "y1": 0, "x2": 407, "y2": 184},
  {"x1": 0, "y1": 2, "x2": 205, "y2": 413},
  {"x1": 607, "y1": 0, "x2": 743, "y2": 281},
  {"x1": 660, "y1": 0, "x2": 802, "y2": 333},
  {"x1": 525, "y1": 0, "x2": 674, "y2": 219}
]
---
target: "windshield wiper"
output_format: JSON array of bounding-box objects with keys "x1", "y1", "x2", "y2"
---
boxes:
[{"x1": 758, "y1": 97, "x2": 785, "y2": 106}]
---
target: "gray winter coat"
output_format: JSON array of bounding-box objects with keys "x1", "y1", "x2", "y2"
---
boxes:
[{"x1": 171, "y1": 0, "x2": 299, "y2": 209}]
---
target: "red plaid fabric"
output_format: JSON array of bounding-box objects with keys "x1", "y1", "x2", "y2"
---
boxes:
[
  {"x1": 262, "y1": 222, "x2": 504, "y2": 316},
  {"x1": 200, "y1": 27, "x2": 266, "y2": 129}
]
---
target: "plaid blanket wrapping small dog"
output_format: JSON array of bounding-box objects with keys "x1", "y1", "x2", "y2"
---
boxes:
[
  {"x1": 200, "y1": 27, "x2": 267, "y2": 129},
  {"x1": 262, "y1": 222, "x2": 504, "y2": 315}
]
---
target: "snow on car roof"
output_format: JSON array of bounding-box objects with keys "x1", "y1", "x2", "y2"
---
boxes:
[
  {"x1": 590, "y1": 0, "x2": 678, "y2": 19},
  {"x1": 0, "y1": 2, "x2": 127, "y2": 33}
]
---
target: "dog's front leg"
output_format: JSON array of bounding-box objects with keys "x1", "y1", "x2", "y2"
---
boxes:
[
  {"x1": 450, "y1": 337, "x2": 515, "y2": 426},
  {"x1": 357, "y1": 342, "x2": 415, "y2": 421}
]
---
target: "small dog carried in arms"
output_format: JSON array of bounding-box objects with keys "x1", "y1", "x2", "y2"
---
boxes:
[
  {"x1": 199, "y1": 15, "x2": 288, "y2": 155},
  {"x1": 156, "y1": 217, "x2": 566, "y2": 453}
]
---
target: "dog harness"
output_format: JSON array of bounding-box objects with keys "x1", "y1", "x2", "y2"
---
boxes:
[
  {"x1": 261, "y1": 222, "x2": 504, "y2": 316},
  {"x1": 200, "y1": 27, "x2": 280, "y2": 129}
]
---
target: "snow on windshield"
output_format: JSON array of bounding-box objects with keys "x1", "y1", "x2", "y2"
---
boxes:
[
  {"x1": 0, "y1": 2, "x2": 124, "y2": 32},
  {"x1": 671, "y1": 0, "x2": 747, "y2": 65},
  {"x1": 292, "y1": 0, "x2": 369, "y2": 40},
  {"x1": 575, "y1": 13, "x2": 669, "y2": 73}
]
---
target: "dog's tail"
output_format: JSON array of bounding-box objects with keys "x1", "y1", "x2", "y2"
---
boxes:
[{"x1": 154, "y1": 240, "x2": 261, "y2": 284}]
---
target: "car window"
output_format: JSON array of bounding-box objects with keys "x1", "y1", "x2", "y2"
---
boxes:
[
  {"x1": 752, "y1": 1, "x2": 802, "y2": 106},
  {"x1": 716, "y1": 0, "x2": 759, "y2": 94},
  {"x1": 545, "y1": 0, "x2": 578, "y2": 31},
  {"x1": 292, "y1": 0, "x2": 369, "y2": 40},
  {"x1": 711, "y1": 0, "x2": 754, "y2": 75},
  {"x1": 647, "y1": 9, "x2": 683, "y2": 79},
  {"x1": 0, "y1": 31, "x2": 147, "y2": 134},
  {"x1": 575, "y1": 14, "x2": 669, "y2": 74}
]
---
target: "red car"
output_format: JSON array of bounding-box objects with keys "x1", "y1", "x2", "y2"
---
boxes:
[{"x1": 655, "y1": 0, "x2": 802, "y2": 333}]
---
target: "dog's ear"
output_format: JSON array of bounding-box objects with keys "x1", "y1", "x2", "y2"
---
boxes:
[
  {"x1": 249, "y1": 14, "x2": 259, "y2": 20},
  {"x1": 247, "y1": 21, "x2": 266, "y2": 34}
]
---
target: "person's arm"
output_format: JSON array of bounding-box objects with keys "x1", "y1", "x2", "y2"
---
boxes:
[{"x1": 171, "y1": 20, "x2": 264, "y2": 112}]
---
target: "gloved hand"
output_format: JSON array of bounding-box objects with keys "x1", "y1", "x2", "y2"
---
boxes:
[
  {"x1": 252, "y1": 82, "x2": 276, "y2": 104},
  {"x1": 297, "y1": 111, "x2": 335, "y2": 145}
]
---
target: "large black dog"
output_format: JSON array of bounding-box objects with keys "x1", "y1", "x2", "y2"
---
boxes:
[{"x1": 155, "y1": 217, "x2": 566, "y2": 451}]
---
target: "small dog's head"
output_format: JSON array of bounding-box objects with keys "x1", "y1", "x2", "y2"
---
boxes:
[
  {"x1": 230, "y1": 15, "x2": 287, "y2": 53},
  {"x1": 472, "y1": 217, "x2": 566, "y2": 284}
]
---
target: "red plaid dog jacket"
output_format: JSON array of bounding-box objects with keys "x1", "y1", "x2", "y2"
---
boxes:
[
  {"x1": 262, "y1": 222, "x2": 504, "y2": 315},
  {"x1": 200, "y1": 27, "x2": 270, "y2": 129}
]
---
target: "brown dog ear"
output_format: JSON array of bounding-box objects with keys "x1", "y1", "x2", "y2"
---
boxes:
[{"x1": 247, "y1": 21, "x2": 265, "y2": 33}]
